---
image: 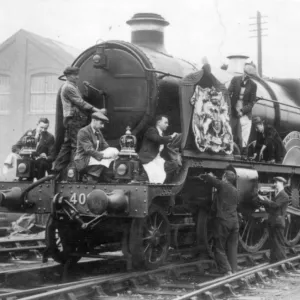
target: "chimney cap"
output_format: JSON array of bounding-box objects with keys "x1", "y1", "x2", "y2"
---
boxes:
[
  {"x1": 126, "y1": 13, "x2": 169, "y2": 27},
  {"x1": 227, "y1": 54, "x2": 249, "y2": 60}
]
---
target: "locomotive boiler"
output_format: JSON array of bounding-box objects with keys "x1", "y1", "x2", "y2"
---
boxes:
[{"x1": 1, "y1": 13, "x2": 300, "y2": 269}]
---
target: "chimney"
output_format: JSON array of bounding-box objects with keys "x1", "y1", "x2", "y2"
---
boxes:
[
  {"x1": 226, "y1": 55, "x2": 249, "y2": 74},
  {"x1": 126, "y1": 13, "x2": 169, "y2": 54}
]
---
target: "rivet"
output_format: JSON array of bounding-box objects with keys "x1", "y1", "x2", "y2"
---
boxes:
[
  {"x1": 135, "y1": 209, "x2": 137, "y2": 212},
  {"x1": 77, "y1": 186, "x2": 80, "y2": 188},
  {"x1": 144, "y1": 200, "x2": 146, "y2": 203}
]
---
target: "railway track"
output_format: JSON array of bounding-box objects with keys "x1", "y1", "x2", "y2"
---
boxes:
[{"x1": 0, "y1": 247, "x2": 298, "y2": 300}]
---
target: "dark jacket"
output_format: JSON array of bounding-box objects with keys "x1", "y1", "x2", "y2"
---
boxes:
[
  {"x1": 255, "y1": 124, "x2": 286, "y2": 162},
  {"x1": 12, "y1": 129, "x2": 55, "y2": 162},
  {"x1": 263, "y1": 190, "x2": 289, "y2": 228},
  {"x1": 74, "y1": 124, "x2": 109, "y2": 172},
  {"x1": 60, "y1": 81, "x2": 94, "y2": 119},
  {"x1": 202, "y1": 174, "x2": 239, "y2": 222},
  {"x1": 138, "y1": 127, "x2": 173, "y2": 164},
  {"x1": 228, "y1": 76, "x2": 257, "y2": 118}
]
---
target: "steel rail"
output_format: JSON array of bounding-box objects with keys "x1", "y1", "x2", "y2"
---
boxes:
[
  {"x1": 14, "y1": 256, "x2": 277, "y2": 300},
  {"x1": 173, "y1": 254, "x2": 300, "y2": 300}
]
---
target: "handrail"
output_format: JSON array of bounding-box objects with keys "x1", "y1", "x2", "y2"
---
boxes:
[{"x1": 256, "y1": 96, "x2": 300, "y2": 111}]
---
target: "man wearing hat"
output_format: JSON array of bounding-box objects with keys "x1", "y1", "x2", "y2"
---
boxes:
[
  {"x1": 228, "y1": 63, "x2": 257, "y2": 154},
  {"x1": 200, "y1": 170, "x2": 239, "y2": 276},
  {"x1": 251, "y1": 116, "x2": 286, "y2": 163},
  {"x1": 74, "y1": 111, "x2": 119, "y2": 183},
  {"x1": 258, "y1": 177, "x2": 289, "y2": 262},
  {"x1": 54, "y1": 66, "x2": 104, "y2": 173}
]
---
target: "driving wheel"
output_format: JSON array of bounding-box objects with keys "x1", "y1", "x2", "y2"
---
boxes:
[
  {"x1": 239, "y1": 214, "x2": 269, "y2": 252},
  {"x1": 129, "y1": 204, "x2": 170, "y2": 270}
]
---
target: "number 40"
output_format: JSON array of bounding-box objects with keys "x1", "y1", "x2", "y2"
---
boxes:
[{"x1": 69, "y1": 193, "x2": 86, "y2": 205}]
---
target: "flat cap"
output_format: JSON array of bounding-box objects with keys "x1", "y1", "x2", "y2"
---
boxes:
[
  {"x1": 91, "y1": 110, "x2": 109, "y2": 122},
  {"x1": 63, "y1": 66, "x2": 80, "y2": 76},
  {"x1": 273, "y1": 176, "x2": 287, "y2": 184},
  {"x1": 252, "y1": 116, "x2": 264, "y2": 125},
  {"x1": 244, "y1": 63, "x2": 257, "y2": 76}
]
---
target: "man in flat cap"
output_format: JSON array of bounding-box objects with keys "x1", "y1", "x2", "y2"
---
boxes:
[
  {"x1": 258, "y1": 176, "x2": 289, "y2": 262},
  {"x1": 228, "y1": 63, "x2": 257, "y2": 155},
  {"x1": 74, "y1": 111, "x2": 119, "y2": 183},
  {"x1": 200, "y1": 170, "x2": 239, "y2": 276},
  {"x1": 251, "y1": 116, "x2": 286, "y2": 164},
  {"x1": 54, "y1": 66, "x2": 104, "y2": 174}
]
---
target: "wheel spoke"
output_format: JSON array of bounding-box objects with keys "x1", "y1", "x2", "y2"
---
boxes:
[
  {"x1": 144, "y1": 242, "x2": 151, "y2": 254},
  {"x1": 241, "y1": 220, "x2": 249, "y2": 240},
  {"x1": 153, "y1": 213, "x2": 158, "y2": 228},
  {"x1": 157, "y1": 220, "x2": 164, "y2": 231}
]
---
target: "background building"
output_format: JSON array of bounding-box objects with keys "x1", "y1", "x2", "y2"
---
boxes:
[{"x1": 0, "y1": 29, "x2": 81, "y2": 166}]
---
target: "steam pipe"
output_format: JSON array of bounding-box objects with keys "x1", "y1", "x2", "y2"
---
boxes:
[{"x1": 20, "y1": 174, "x2": 56, "y2": 203}]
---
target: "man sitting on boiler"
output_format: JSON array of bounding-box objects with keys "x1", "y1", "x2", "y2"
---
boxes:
[
  {"x1": 74, "y1": 111, "x2": 119, "y2": 183},
  {"x1": 138, "y1": 115, "x2": 182, "y2": 184}
]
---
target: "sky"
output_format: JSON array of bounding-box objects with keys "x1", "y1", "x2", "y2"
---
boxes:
[{"x1": 0, "y1": 0, "x2": 300, "y2": 77}]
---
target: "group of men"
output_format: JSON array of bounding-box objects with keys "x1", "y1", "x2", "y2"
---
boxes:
[
  {"x1": 228, "y1": 63, "x2": 286, "y2": 162},
  {"x1": 4, "y1": 66, "x2": 180, "y2": 183},
  {"x1": 202, "y1": 171, "x2": 289, "y2": 275}
]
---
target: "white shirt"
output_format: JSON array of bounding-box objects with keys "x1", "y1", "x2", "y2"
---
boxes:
[{"x1": 156, "y1": 126, "x2": 164, "y2": 152}]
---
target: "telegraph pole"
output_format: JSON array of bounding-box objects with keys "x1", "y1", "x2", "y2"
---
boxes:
[{"x1": 250, "y1": 11, "x2": 268, "y2": 77}]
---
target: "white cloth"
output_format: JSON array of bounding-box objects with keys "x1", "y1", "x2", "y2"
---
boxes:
[
  {"x1": 1, "y1": 153, "x2": 20, "y2": 181},
  {"x1": 239, "y1": 115, "x2": 252, "y2": 147},
  {"x1": 142, "y1": 126, "x2": 166, "y2": 184},
  {"x1": 88, "y1": 147, "x2": 119, "y2": 168}
]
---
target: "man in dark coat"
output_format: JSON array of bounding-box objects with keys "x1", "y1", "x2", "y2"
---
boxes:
[
  {"x1": 201, "y1": 170, "x2": 239, "y2": 275},
  {"x1": 258, "y1": 177, "x2": 289, "y2": 262},
  {"x1": 138, "y1": 115, "x2": 181, "y2": 183},
  {"x1": 54, "y1": 66, "x2": 104, "y2": 173},
  {"x1": 10, "y1": 118, "x2": 55, "y2": 179},
  {"x1": 251, "y1": 116, "x2": 286, "y2": 163},
  {"x1": 228, "y1": 63, "x2": 257, "y2": 154},
  {"x1": 74, "y1": 111, "x2": 118, "y2": 183}
]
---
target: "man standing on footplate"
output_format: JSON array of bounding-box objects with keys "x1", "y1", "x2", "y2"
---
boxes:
[
  {"x1": 200, "y1": 170, "x2": 239, "y2": 276},
  {"x1": 258, "y1": 177, "x2": 289, "y2": 262}
]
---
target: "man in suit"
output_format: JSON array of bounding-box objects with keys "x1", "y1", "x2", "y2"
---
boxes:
[
  {"x1": 228, "y1": 63, "x2": 257, "y2": 154},
  {"x1": 258, "y1": 177, "x2": 289, "y2": 262},
  {"x1": 200, "y1": 170, "x2": 239, "y2": 275},
  {"x1": 5, "y1": 118, "x2": 55, "y2": 179},
  {"x1": 138, "y1": 115, "x2": 181, "y2": 183},
  {"x1": 74, "y1": 111, "x2": 118, "y2": 183},
  {"x1": 54, "y1": 66, "x2": 104, "y2": 174},
  {"x1": 251, "y1": 116, "x2": 286, "y2": 164}
]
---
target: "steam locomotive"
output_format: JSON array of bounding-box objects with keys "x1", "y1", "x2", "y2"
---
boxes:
[{"x1": 1, "y1": 13, "x2": 300, "y2": 269}]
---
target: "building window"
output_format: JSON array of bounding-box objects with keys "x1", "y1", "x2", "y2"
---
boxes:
[
  {"x1": 0, "y1": 75, "x2": 10, "y2": 114},
  {"x1": 30, "y1": 74, "x2": 58, "y2": 113}
]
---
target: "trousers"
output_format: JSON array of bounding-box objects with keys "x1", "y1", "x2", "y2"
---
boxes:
[
  {"x1": 231, "y1": 116, "x2": 252, "y2": 150},
  {"x1": 268, "y1": 225, "x2": 286, "y2": 263},
  {"x1": 54, "y1": 117, "x2": 87, "y2": 172},
  {"x1": 213, "y1": 219, "x2": 239, "y2": 273},
  {"x1": 35, "y1": 158, "x2": 52, "y2": 179}
]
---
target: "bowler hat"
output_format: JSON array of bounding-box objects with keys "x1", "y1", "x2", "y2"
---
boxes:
[
  {"x1": 273, "y1": 176, "x2": 287, "y2": 184},
  {"x1": 63, "y1": 66, "x2": 80, "y2": 76},
  {"x1": 91, "y1": 111, "x2": 109, "y2": 122},
  {"x1": 252, "y1": 116, "x2": 264, "y2": 125}
]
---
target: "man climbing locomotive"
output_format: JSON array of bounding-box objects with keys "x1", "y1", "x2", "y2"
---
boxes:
[{"x1": 54, "y1": 67, "x2": 106, "y2": 176}]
